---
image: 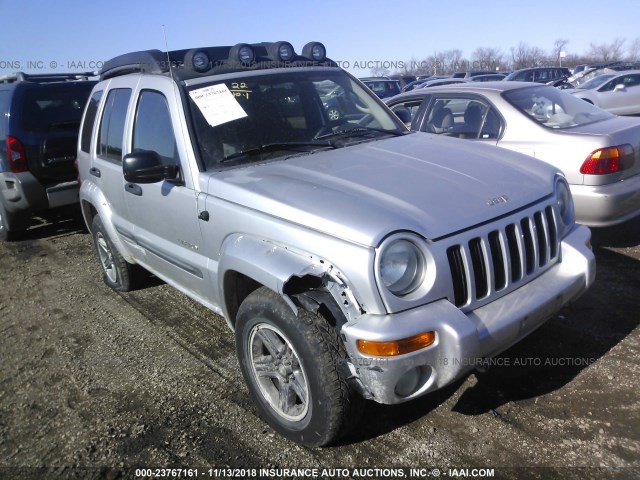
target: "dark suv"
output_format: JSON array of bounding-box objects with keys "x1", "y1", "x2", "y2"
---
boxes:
[
  {"x1": 0, "y1": 72, "x2": 95, "y2": 240},
  {"x1": 360, "y1": 77, "x2": 401, "y2": 98}
]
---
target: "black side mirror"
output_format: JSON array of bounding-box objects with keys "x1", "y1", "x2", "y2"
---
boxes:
[{"x1": 123, "y1": 151, "x2": 181, "y2": 184}]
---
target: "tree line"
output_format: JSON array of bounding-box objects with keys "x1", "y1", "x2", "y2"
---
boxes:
[{"x1": 371, "y1": 37, "x2": 640, "y2": 76}]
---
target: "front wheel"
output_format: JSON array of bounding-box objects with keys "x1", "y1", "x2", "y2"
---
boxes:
[{"x1": 235, "y1": 287, "x2": 362, "y2": 447}]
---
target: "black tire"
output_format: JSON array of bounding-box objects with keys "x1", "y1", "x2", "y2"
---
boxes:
[
  {"x1": 235, "y1": 287, "x2": 362, "y2": 447},
  {"x1": 91, "y1": 215, "x2": 145, "y2": 291},
  {"x1": 0, "y1": 202, "x2": 27, "y2": 242}
]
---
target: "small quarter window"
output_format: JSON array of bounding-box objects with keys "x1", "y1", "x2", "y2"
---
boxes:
[{"x1": 80, "y1": 91, "x2": 102, "y2": 153}]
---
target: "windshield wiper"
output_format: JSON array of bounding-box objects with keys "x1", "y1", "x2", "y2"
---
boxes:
[
  {"x1": 315, "y1": 126, "x2": 406, "y2": 141},
  {"x1": 221, "y1": 141, "x2": 336, "y2": 163}
]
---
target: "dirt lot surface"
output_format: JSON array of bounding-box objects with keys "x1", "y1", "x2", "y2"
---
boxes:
[{"x1": 1, "y1": 210, "x2": 639, "y2": 480}]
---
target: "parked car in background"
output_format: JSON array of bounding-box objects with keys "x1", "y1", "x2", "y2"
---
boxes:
[
  {"x1": 0, "y1": 72, "x2": 96, "y2": 240},
  {"x1": 570, "y1": 70, "x2": 640, "y2": 115},
  {"x1": 359, "y1": 77, "x2": 401, "y2": 98},
  {"x1": 451, "y1": 71, "x2": 495, "y2": 79},
  {"x1": 320, "y1": 84, "x2": 362, "y2": 120},
  {"x1": 402, "y1": 76, "x2": 448, "y2": 92},
  {"x1": 402, "y1": 79, "x2": 424, "y2": 92},
  {"x1": 572, "y1": 64, "x2": 589, "y2": 75},
  {"x1": 416, "y1": 78, "x2": 469, "y2": 89},
  {"x1": 505, "y1": 67, "x2": 570, "y2": 83},
  {"x1": 385, "y1": 82, "x2": 640, "y2": 227},
  {"x1": 564, "y1": 62, "x2": 640, "y2": 88},
  {"x1": 387, "y1": 74, "x2": 417, "y2": 89},
  {"x1": 470, "y1": 74, "x2": 506, "y2": 82}
]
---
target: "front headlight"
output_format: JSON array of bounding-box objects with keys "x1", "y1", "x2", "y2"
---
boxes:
[
  {"x1": 379, "y1": 239, "x2": 425, "y2": 296},
  {"x1": 555, "y1": 178, "x2": 574, "y2": 227}
]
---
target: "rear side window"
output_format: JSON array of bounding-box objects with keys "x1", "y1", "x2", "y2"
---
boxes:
[
  {"x1": 420, "y1": 96, "x2": 502, "y2": 139},
  {"x1": 80, "y1": 91, "x2": 103, "y2": 153},
  {"x1": 19, "y1": 84, "x2": 93, "y2": 132},
  {"x1": 98, "y1": 88, "x2": 131, "y2": 162}
]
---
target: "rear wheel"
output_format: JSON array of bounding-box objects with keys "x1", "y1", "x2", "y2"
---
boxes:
[
  {"x1": 91, "y1": 215, "x2": 145, "y2": 291},
  {"x1": 235, "y1": 287, "x2": 362, "y2": 447},
  {"x1": 0, "y1": 202, "x2": 27, "y2": 241}
]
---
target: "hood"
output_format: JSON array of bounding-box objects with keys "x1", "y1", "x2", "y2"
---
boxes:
[{"x1": 208, "y1": 133, "x2": 557, "y2": 246}]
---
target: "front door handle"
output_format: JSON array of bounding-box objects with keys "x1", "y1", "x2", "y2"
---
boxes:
[
  {"x1": 125, "y1": 183, "x2": 142, "y2": 196},
  {"x1": 89, "y1": 167, "x2": 101, "y2": 178}
]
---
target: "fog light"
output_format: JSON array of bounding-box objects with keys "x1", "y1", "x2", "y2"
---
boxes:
[
  {"x1": 356, "y1": 331, "x2": 435, "y2": 357},
  {"x1": 395, "y1": 367, "x2": 421, "y2": 397}
]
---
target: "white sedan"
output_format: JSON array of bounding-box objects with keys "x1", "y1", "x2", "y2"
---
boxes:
[
  {"x1": 385, "y1": 82, "x2": 640, "y2": 227},
  {"x1": 570, "y1": 70, "x2": 640, "y2": 115}
]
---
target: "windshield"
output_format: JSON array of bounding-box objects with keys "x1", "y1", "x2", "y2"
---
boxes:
[
  {"x1": 503, "y1": 85, "x2": 613, "y2": 128},
  {"x1": 186, "y1": 68, "x2": 405, "y2": 169},
  {"x1": 577, "y1": 74, "x2": 615, "y2": 90}
]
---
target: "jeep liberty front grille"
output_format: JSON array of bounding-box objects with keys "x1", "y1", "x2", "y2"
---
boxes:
[{"x1": 447, "y1": 205, "x2": 559, "y2": 308}]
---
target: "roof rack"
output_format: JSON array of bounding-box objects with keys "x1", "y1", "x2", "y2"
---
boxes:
[
  {"x1": 100, "y1": 41, "x2": 336, "y2": 81},
  {"x1": 0, "y1": 71, "x2": 98, "y2": 84}
]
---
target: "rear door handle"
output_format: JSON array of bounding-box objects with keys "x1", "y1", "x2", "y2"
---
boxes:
[
  {"x1": 89, "y1": 167, "x2": 101, "y2": 178},
  {"x1": 125, "y1": 183, "x2": 142, "y2": 196}
]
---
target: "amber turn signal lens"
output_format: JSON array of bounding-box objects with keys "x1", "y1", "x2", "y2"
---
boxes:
[{"x1": 357, "y1": 331, "x2": 436, "y2": 357}]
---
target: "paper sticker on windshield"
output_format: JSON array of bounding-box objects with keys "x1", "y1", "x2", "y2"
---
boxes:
[{"x1": 189, "y1": 84, "x2": 248, "y2": 127}]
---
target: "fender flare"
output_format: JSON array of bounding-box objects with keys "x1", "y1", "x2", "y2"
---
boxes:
[
  {"x1": 79, "y1": 183, "x2": 134, "y2": 262},
  {"x1": 217, "y1": 234, "x2": 361, "y2": 323}
]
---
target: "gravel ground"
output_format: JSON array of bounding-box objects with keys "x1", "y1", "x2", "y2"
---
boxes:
[{"x1": 0, "y1": 209, "x2": 638, "y2": 480}]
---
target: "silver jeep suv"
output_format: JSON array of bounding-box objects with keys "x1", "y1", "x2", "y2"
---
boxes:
[{"x1": 77, "y1": 41, "x2": 595, "y2": 447}]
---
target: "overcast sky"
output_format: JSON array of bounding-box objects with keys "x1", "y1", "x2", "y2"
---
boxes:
[{"x1": 1, "y1": 0, "x2": 637, "y2": 76}]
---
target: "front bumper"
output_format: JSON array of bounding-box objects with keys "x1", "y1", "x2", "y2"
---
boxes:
[
  {"x1": 340, "y1": 224, "x2": 595, "y2": 404},
  {"x1": 572, "y1": 174, "x2": 640, "y2": 227}
]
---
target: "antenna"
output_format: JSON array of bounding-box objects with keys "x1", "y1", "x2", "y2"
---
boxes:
[{"x1": 161, "y1": 25, "x2": 174, "y2": 81}]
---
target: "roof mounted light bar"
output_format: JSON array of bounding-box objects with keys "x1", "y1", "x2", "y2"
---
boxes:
[{"x1": 99, "y1": 41, "x2": 332, "y2": 81}]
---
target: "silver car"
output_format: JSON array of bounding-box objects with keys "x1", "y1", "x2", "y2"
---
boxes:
[
  {"x1": 77, "y1": 43, "x2": 594, "y2": 447},
  {"x1": 385, "y1": 82, "x2": 640, "y2": 227},
  {"x1": 570, "y1": 69, "x2": 640, "y2": 115}
]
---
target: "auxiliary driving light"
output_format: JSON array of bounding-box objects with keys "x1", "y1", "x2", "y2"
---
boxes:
[
  {"x1": 302, "y1": 42, "x2": 326, "y2": 61},
  {"x1": 268, "y1": 41, "x2": 295, "y2": 62},
  {"x1": 186, "y1": 50, "x2": 211, "y2": 72},
  {"x1": 357, "y1": 331, "x2": 436, "y2": 357},
  {"x1": 229, "y1": 43, "x2": 255, "y2": 63}
]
